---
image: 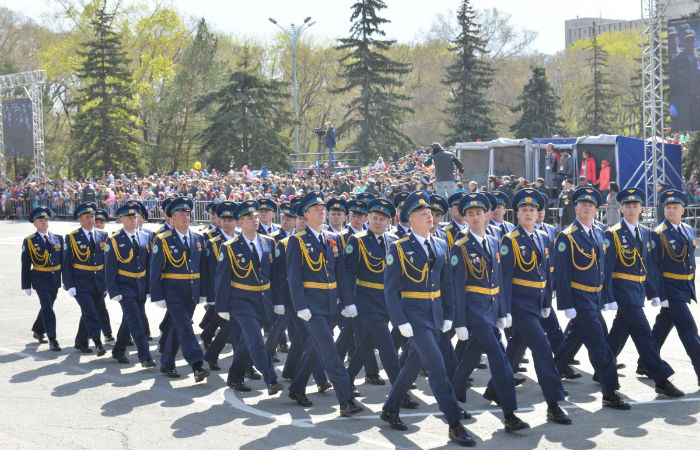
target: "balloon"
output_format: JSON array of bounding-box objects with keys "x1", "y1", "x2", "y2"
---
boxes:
[{"x1": 194, "y1": 161, "x2": 202, "y2": 170}]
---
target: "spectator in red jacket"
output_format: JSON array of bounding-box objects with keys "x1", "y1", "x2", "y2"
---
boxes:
[
  {"x1": 598, "y1": 160, "x2": 611, "y2": 203},
  {"x1": 579, "y1": 149, "x2": 597, "y2": 185}
]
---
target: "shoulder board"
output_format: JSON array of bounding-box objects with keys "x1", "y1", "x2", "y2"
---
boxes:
[
  {"x1": 385, "y1": 231, "x2": 398, "y2": 239},
  {"x1": 442, "y1": 223, "x2": 454, "y2": 231},
  {"x1": 280, "y1": 236, "x2": 291, "y2": 245},
  {"x1": 339, "y1": 229, "x2": 350, "y2": 235},
  {"x1": 506, "y1": 221, "x2": 515, "y2": 227},
  {"x1": 593, "y1": 223, "x2": 605, "y2": 231},
  {"x1": 438, "y1": 221, "x2": 450, "y2": 227},
  {"x1": 293, "y1": 231, "x2": 306, "y2": 237},
  {"x1": 260, "y1": 234, "x2": 275, "y2": 242},
  {"x1": 609, "y1": 223, "x2": 622, "y2": 232},
  {"x1": 158, "y1": 231, "x2": 172, "y2": 239},
  {"x1": 654, "y1": 223, "x2": 667, "y2": 233},
  {"x1": 395, "y1": 236, "x2": 410, "y2": 245},
  {"x1": 69, "y1": 229, "x2": 80, "y2": 235},
  {"x1": 269, "y1": 230, "x2": 281, "y2": 237},
  {"x1": 455, "y1": 235, "x2": 470, "y2": 247},
  {"x1": 639, "y1": 224, "x2": 651, "y2": 232},
  {"x1": 562, "y1": 225, "x2": 578, "y2": 235},
  {"x1": 507, "y1": 229, "x2": 520, "y2": 238},
  {"x1": 224, "y1": 236, "x2": 239, "y2": 246},
  {"x1": 355, "y1": 230, "x2": 368, "y2": 238},
  {"x1": 27, "y1": 232, "x2": 36, "y2": 240},
  {"x1": 210, "y1": 235, "x2": 221, "y2": 243},
  {"x1": 108, "y1": 230, "x2": 121, "y2": 239},
  {"x1": 536, "y1": 229, "x2": 548, "y2": 237}
]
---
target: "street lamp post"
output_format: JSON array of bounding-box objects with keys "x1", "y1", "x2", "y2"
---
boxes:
[{"x1": 269, "y1": 16, "x2": 314, "y2": 154}]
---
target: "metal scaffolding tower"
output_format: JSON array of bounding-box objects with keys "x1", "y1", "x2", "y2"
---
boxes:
[
  {"x1": 0, "y1": 70, "x2": 47, "y2": 180},
  {"x1": 640, "y1": 0, "x2": 668, "y2": 213}
]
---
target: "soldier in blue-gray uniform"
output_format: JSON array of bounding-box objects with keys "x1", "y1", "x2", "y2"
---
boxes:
[
  {"x1": 150, "y1": 196, "x2": 209, "y2": 382},
  {"x1": 63, "y1": 202, "x2": 108, "y2": 356},
  {"x1": 21, "y1": 206, "x2": 63, "y2": 351},
  {"x1": 154, "y1": 197, "x2": 174, "y2": 352},
  {"x1": 128, "y1": 200, "x2": 154, "y2": 340},
  {"x1": 286, "y1": 191, "x2": 364, "y2": 417},
  {"x1": 198, "y1": 201, "x2": 220, "y2": 234},
  {"x1": 429, "y1": 195, "x2": 449, "y2": 241},
  {"x1": 490, "y1": 191, "x2": 516, "y2": 238},
  {"x1": 104, "y1": 203, "x2": 155, "y2": 367},
  {"x1": 496, "y1": 189, "x2": 571, "y2": 424},
  {"x1": 215, "y1": 200, "x2": 283, "y2": 395},
  {"x1": 451, "y1": 192, "x2": 529, "y2": 434},
  {"x1": 391, "y1": 192, "x2": 411, "y2": 239},
  {"x1": 380, "y1": 191, "x2": 475, "y2": 446},
  {"x1": 441, "y1": 192, "x2": 467, "y2": 248},
  {"x1": 645, "y1": 189, "x2": 700, "y2": 386},
  {"x1": 257, "y1": 199, "x2": 279, "y2": 236},
  {"x1": 324, "y1": 198, "x2": 348, "y2": 234},
  {"x1": 603, "y1": 188, "x2": 684, "y2": 398},
  {"x1": 553, "y1": 187, "x2": 631, "y2": 410},
  {"x1": 92, "y1": 207, "x2": 114, "y2": 342}
]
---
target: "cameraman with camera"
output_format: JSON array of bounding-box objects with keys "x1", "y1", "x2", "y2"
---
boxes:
[
  {"x1": 422, "y1": 142, "x2": 464, "y2": 197},
  {"x1": 325, "y1": 122, "x2": 337, "y2": 166}
]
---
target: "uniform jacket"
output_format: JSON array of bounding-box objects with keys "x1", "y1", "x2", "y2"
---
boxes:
[
  {"x1": 648, "y1": 220, "x2": 696, "y2": 302},
  {"x1": 442, "y1": 220, "x2": 468, "y2": 248},
  {"x1": 272, "y1": 236, "x2": 294, "y2": 309},
  {"x1": 63, "y1": 228, "x2": 108, "y2": 293},
  {"x1": 603, "y1": 221, "x2": 652, "y2": 307},
  {"x1": 104, "y1": 228, "x2": 150, "y2": 300},
  {"x1": 150, "y1": 229, "x2": 206, "y2": 304},
  {"x1": 489, "y1": 219, "x2": 516, "y2": 242},
  {"x1": 21, "y1": 231, "x2": 63, "y2": 290}
]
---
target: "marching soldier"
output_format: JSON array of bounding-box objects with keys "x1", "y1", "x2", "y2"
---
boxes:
[
  {"x1": 392, "y1": 192, "x2": 411, "y2": 239},
  {"x1": 490, "y1": 191, "x2": 516, "y2": 238},
  {"x1": 553, "y1": 187, "x2": 631, "y2": 410},
  {"x1": 198, "y1": 201, "x2": 223, "y2": 339},
  {"x1": 381, "y1": 191, "x2": 475, "y2": 446},
  {"x1": 21, "y1": 206, "x2": 63, "y2": 351},
  {"x1": 199, "y1": 201, "x2": 220, "y2": 234},
  {"x1": 93, "y1": 207, "x2": 114, "y2": 342},
  {"x1": 429, "y1": 195, "x2": 449, "y2": 241},
  {"x1": 603, "y1": 188, "x2": 684, "y2": 398},
  {"x1": 215, "y1": 200, "x2": 283, "y2": 395},
  {"x1": 94, "y1": 208, "x2": 109, "y2": 230},
  {"x1": 645, "y1": 189, "x2": 700, "y2": 386},
  {"x1": 271, "y1": 201, "x2": 297, "y2": 241},
  {"x1": 104, "y1": 203, "x2": 155, "y2": 367},
  {"x1": 286, "y1": 191, "x2": 364, "y2": 417},
  {"x1": 257, "y1": 199, "x2": 279, "y2": 235},
  {"x1": 154, "y1": 197, "x2": 174, "y2": 352},
  {"x1": 496, "y1": 189, "x2": 571, "y2": 424},
  {"x1": 150, "y1": 196, "x2": 209, "y2": 382},
  {"x1": 451, "y1": 192, "x2": 529, "y2": 434},
  {"x1": 324, "y1": 198, "x2": 348, "y2": 234},
  {"x1": 441, "y1": 192, "x2": 467, "y2": 248},
  {"x1": 128, "y1": 200, "x2": 153, "y2": 340}
]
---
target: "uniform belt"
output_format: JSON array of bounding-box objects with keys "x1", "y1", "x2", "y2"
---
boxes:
[
  {"x1": 465, "y1": 286, "x2": 500, "y2": 295},
  {"x1": 117, "y1": 269, "x2": 147, "y2": 278},
  {"x1": 356, "y1": 279, "x2": 384, "y2": 290},
  {"x1": 72, "y1": 263, "x2": 104, "y2": 271},
  {"x1": 662, "y1": 272, "x2": 694, "y2": 281},
  {"x1": 231, "y1": 281, "x2": 271, "y2": 292},
  {"x1": 612, "y1": 272, "x2": 646, "y2": 282},
  {"x1": 33, "y1": 265, "x2": 61, "y2": 272},
  {"x1": 570, "y1": 281, "x2": 603, "y2": 292},
  {"x1": 162, "y1": 273, "x2": 200, "y2": 280},
  {"x1": 303, "y1": 281, "x2": 337, "y2": 290},
  {"x1": 401, "y1": 290, "x2": 441, "y2": 300},
  {"x1": 512, "y1": 278, "x2": 546, "y2": 289}
]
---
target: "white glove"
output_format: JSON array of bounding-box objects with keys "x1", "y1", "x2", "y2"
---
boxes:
[
  {"x1": 442, "y1": 319, "x2": 453, "y2": 333},
  {"x1": 273, "y1": 305, "x2": 285, "y2": 315},
  {"x1": 218, "y1": 312, "x2": 230, "y2": 321},
  {"x1": 455, "y1": 327, "x2": 469, "y2": 341},
  {"x1": 564, "y1": 308, "x2": 577, "y2": 319},
  {"x1": 146, "y1": 294, "x2": 150, "y2": 300},
  {"x1": 604, "y1": 302, "x2": 618, "y2": 311},
  {"x1": 496, "y1": 317, "x2": 507, "y2": 329},
  {"x1": 206, "y1": 301, "x2": 215, "y2": 305},
  {"x1": 505, "y1": 313, "x2": 513, "y2": 328},
  {"x1": 199, "y1": 296, "x2": 206, "y2": 304},
  {"x1": 297, "y1": 308, "x2": 312, "y2": 322},
  {"x1": 541, "y1": 307, "x2": 551, "y2": 318},
  {"x1": 67, "y1": 287, "x2": 76, "y2": 297},
  {"x1": 344, "y1": 304, "x2": 358, "y2": 318},
  {"x1": 651, "y1": 297, "x2": 661, "y2": 307},
  {"x1": 111, "y1": 295, "x2": 123, "y2": 302},
  {"x1": 153, "y1": 300, "x2": 166, "y2": 309},
  {"x1": 25, "y1": 289, "x2": 32, "y2": 296},
  {"x1": 398, "y1": 323, "x2": 414, "y2": 338},
  {"x1": 661, "y1": 300, "x2": 669, "y2": 308}
]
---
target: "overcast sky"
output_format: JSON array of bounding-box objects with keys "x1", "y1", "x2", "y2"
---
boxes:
[{"x1": 4, "y1": 0, "x2": 646, "y2": 54}]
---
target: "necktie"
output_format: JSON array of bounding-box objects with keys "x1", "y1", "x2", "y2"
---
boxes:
[
  {"x1": 131, "y1": 235, "x2": 139, "y2": 251},
  {"x1": 501, "y1": 224, "x2": 507, "y2": 237},
  {"x1": 89, "y1": 231, "x2": 95, "y2": 252},
  {"x1": 44, "y1": 235, "x2": 51, "y2": 254},
  {"x1": 183, "y1": 235, "x2": 190, "y2": 256},
  {"x1": 425, "y1": 239, "x2": 436, "y2": 268},
  {"x1": 250, "y1": 242, "x2": 260, "y2": 269},
  {"x1": 482, "y1": 238, "x2": 491, "y2": 264},
  {"x1": 588, "y1": 229, "x2": 599, "y2": 257},
  {"x1": 485, "y1": 227, "x2": 491, "y2": 236},
  {"x1": 530, "y1": 233, "x2": 542, "y2": 259},
  {"x1": 677, "y1": 226, "x2": 689, "y2": 244},
  {"x1": 318, "y1": 233, "x2": 326, "y2": 254},
  {"x1": 634, "y1": 226, "x2": 642, "y2": 251},
  {"x1": 378, "y1": 235, "x2": 386, "y2": 255}
]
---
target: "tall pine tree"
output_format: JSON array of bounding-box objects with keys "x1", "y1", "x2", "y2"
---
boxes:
[
  {"x1": 510, "y1": 66, "x2": 564, "y2": 138},
  {"x1": 71, "y1": 3, "x2": 141, "y2": 176},
  {"x1": 442, "y1": 0, "x2": 496, "y2": 145},
  {"x1": 335, "y1": 0, "x2": 414, "y2": 162},
  {"x1": 579, "y1": 23, "x2": 616, "y2": 135},
  {"x1": 195, "y1": 47, "x2": 291, "y2": 172}
]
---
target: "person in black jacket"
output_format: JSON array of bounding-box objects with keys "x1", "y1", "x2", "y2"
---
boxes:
[
  {"x1": 423, "y1": 143, "x2": 464, "y2": 197},
  {"x1": 325, "y1": 122, "x2": 337, "y2": 166}
]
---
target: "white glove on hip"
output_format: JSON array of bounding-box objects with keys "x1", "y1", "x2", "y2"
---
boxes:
[
  {"x1": 455, "y1": 327, "x2": 469, "y2": 341},
  {"x1": 218, "y1": 312, "x2": 230, "y2": 321},
  {"x1": 111, "y1": 295, "x2": 123, "y2": 302},
  {"x1": 505, "y1": 313, "x2": 513, "y2": 328},
  {"x1": 442, "y1": 320, "x2": 453, "y2": 333},
  {"x1": 67, "y1": 287, "x2": 76, "y2": 297},
  {"x1": 541, "y1": 307, "x2": 551, "y2": 318},
  {"x1": 660, "y1": 300, "x2": 669, "y2": 308},
  {"x1": 199, "y1": 296, "x2": 206, "y2": 304},
  {"x1": 297, "y1": 308, "x2": 312, "y2": 322},
  {"x1": 273, "y1": 305, "x2": 285, "y2": 315},
  {"x1": 496, "y1": 317, "x2": 507, "y2": 329},
  {"x1": 345, "y1": 304, "x2": 358, "y2": 318},
  {"x1": 651, "y1": 297, "x2": 661, "y2": 307},
  {"x1": 25, "y1": 289, "x2": 32, "y2": 296},
  {"x1": 398, "y1": 323, "x2": 414, "y2": 338},
  {"x1": 564, "y1": 308, "x2": 577, "y2": 319},
  {"x1": 153, "y1": 300, "x2": 166, "y2": 309},
  {"x1": 604, "y1": 302, "x2": 618, "y2": 311}
]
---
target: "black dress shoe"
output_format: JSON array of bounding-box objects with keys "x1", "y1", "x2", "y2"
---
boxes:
[
  {"x1": 460, "y1": 408, "x2": 472, "y2": 420},
  {"x1": 277, "y1": 342, "x2": 289, "y2": 353},
  {"x1": 160, "y1": 366, "x2": 180, "y2": 378},
  {"x1": 193, "y1": 368, "x2": 210, "y2": 382},
  {"x1": 289, "y1": 391, "x2": 313, "y2": 407},
  {"x1": 482, "y1": 387, "x2": 500, "y2": 405},
  {"x1": 317, "y1": 381, "x2": 333, "y2": 393},
  {"x1": 365, "y1": 374, "x2": 386, "y2": 385},
  {"x1": 202, "y1": 338, "x2": 212, "y2": 349},
  {"x1": 515, "y1": 376, "x2": 526, "y2": 386},
  {"x1": 271, "y1": 354, "x2": 280, "y2": 363},
  {"x1": 146, "y1": 335, "x2": 153, "y2": 341},
  {"x1": 228, "y1": 381, "x2": 252, "y2": 392},
  {"x1": 547, "y1": 404, "x2": 572, "y2": 424},
  {"x1": 592, "y1": 373, "x2": 599, "y2": 383},
  {"x1": 141, "y1": 359, "x2": 156, "y2": 368},
  {"x1": 570, "y1": 359, "x2": 581, "y2": 365},
  {"x1": 49, "y1": 339, "x2": 61, "y2": 351},
  {"x1": 74, "y1": 343, "x2": 93, "y2": 354},
  {"x1": 449, "y1": 423, "x2": 476, "y2": 447},
  {"x1": 602, "y1": 392, "x2": 631, "y2": 410},
  {"x1": 245, "y1": 368, "x2": 262, "y2": 380},
  {"x1": 521, "y1": 357, "x2": 530, "y2": 364},
  {"x1": 516, "y1": 365, "x2": 527, "y2": 373},
  {"x1": 105, "y1": 334, "x2": 115, "y2": 343},
  {"x1": 655, "y1": 380, "x2": 684, "y2": 398},
  {"x1": 95, "y1": 345, "x2": 106, "y2": 357},
  {"x1": 380, "y1": 410, "x2": 407, "y2": 431},
  {"x1": 561, "y1": 365, "x2": 582, "y2": 379},
  {"x1": 112, "y1": 354, "x2": 129, "y2": 364},
  {"x1": 616, "y1": 362, "x2": 626, "y2": 369},
  {"x1": 206, "y1": 359, "x2": 221, "y2": 371},
  {"x1": 636, "y1": 365, "x2": 651, "y2": 378},
  {"x1": 351, "y1": 384, "x2": 361, "y2": 396},
  {"x1": 504, "y1": 413, "x2": 530, "y2": 432},
  {"x1": 339, "y1": 399, "x2": 363, "y2": 417},
  {"x1": 476, "y1": 356, "x2": 488, "y2": 369},
  {"x1": 401, "y1": 394, "x2": 419, "y2": 409},
  {"x1": 33, "y1": 331, "x2": 47, "y2": 344},
  {"x1": 410, "y1": 383, "x2": 418, "y2": 390},
  {"x1": 268, "y1": 381, "x2": 283, "y2": 395}
]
